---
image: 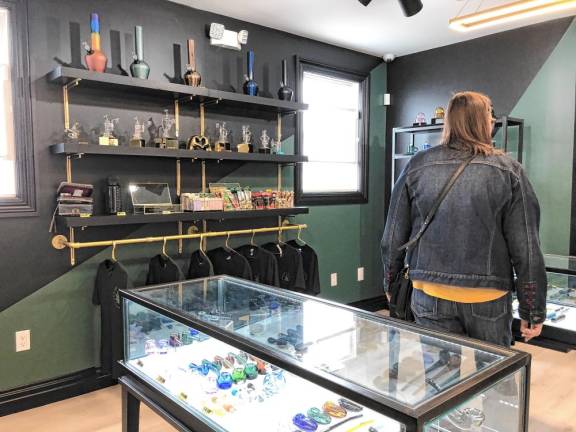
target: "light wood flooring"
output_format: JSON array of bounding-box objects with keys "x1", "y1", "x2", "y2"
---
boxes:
[{"x1": 0, "y1": 342, "x2": 574, "y2": 431}]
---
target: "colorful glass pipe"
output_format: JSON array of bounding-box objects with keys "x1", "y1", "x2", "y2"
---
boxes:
[
  {"x1": 322, "y1": 401, "x2": 347, "y2": 418},
  {"x1": 293, "y1": 414, "x2": 318, "y2": 431},
  {"x1": 243, "y1": 50, "x2": 259, "y2": 96},
  {"x1": 214, "y1": 355, "x2": 233, "y2": 369},
  {"x1": 307, "y1": 407, "x2": 332, "y2": 425},
  {"x1": 338, "y1": 398, "x2": 363, "y2": 412},
  {"x1": 216, "y1": 372, "x2": 233, "y2": 390},
  {"x1": 84, "y1": 13, "x2": 107, "y2": 72},
  {"x1": 231, "y1": 367, "x2": 246, "y2": 383},
  {"x1": 130, "y1": 25, "x2": 150, "y2": 79},
  {"x1": 244, "y1": 363, "x2": 259, "y2": 380}
]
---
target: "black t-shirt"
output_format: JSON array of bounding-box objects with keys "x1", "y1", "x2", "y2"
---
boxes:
[
  {"x1": 92, "y1": 259, "x2": 132, "y2": 377},
  {"x1": 207, "y1": 247, "x2": 253, "y2": 310},
  {"x1": 188, "y1": 250, "x2": 215, "y2": 279},
  {"x1": 146, "y1": 254, "x2": 183, "y2": 285},
  {"x1": 262, "y1": 243, "x2": 306, "y2": 292},
  {"x1": 236, "y1": 245, "x2": 280, "y2": 287},
  {"x1": 207, "y1": 247, "x2": 253, "y2": 280},
  {"x1": 287, "y1": 241, "x2": 320, "y2": 296}
]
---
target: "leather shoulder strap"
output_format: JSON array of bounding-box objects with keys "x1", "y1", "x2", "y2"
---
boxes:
[{"x1": 398, "y1": 155, "x2": 475, "y2": 252}]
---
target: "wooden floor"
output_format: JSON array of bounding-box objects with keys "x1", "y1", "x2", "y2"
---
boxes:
[{"x1": 0, "y1": 342, "x2": 574, "y2": 431}]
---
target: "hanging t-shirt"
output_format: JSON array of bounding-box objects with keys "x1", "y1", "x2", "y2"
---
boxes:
[
  {"x1": 188, "y1": 250, "x2": 215, "y2": 279},
  {"x1": 92, "y1": 259, "x2": 132, "y2": 378},
  {"x1": 207, "y1": 247, "x2": 253, "y2": 280},
  {"x1": 208, "y1": 247, "x2": 253, "y2": 309},
  {"x1": 262, "y1": 243, "x2": 306, "y2": 292},
  {"x1": 287, "y1": 240, "x2": 321, "y2": 296},
  {"x1": 146, "y1": 254, "x2": 184, "y2": 285},
  {"x1": 236, "y1": 245, "x2": 280, "y2": 287}
]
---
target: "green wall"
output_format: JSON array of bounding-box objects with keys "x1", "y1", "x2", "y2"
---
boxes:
[
  {"x1": 511, "y1": 20, "x2": 576, "y2": 254},
  {"x1": 0, "y1": 63, "x2": 386, "y2": 392},
  {"x1": 227, "y1": 63, "x2": 388, "y2": 303},
  {"x1": 299, "y1": 63, "x2": 387, "y2": 303}
]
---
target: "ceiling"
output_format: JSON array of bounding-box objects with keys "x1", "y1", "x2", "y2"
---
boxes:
[{"x1": 169, "y1": 0, "x2": 576, "y2": 57}]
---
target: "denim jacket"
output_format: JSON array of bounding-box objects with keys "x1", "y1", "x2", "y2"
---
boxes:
[{"x1": 381, "y1": 145, "x2": 547, "y2": 325}]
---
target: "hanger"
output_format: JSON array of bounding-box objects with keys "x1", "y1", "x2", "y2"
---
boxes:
[
  {"x1": 224, "y1": 231, "x2": 243, "y2": 258},
  {"x1": 111, "y1": 241, "x2": 118, "y2": 262},
  {"x1": 224, "y1": 231, "x2": 233, "y2": 252},
  {"x1": 159, "y1": 236, "x2": 181, "y2": 272},
  {"x1": 250, "y1": 229, "x2": 257, "y2": 246},
  {"x1": 275, "y1": 229, "x2": 284, "y2": 257},
  {"x1": 296, "y1": 226, "x2": 307, "y2": 246},
  {"x1": 162, "y1": 237, "x2": 169, "y2": 257},
  {"x1": 199, "y1": 234, "x2": 209, "y2": 259}
]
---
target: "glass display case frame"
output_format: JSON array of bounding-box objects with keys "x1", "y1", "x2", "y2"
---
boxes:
[{"x1": 119, "y1": 276, "x2": 531, "y2": 432}]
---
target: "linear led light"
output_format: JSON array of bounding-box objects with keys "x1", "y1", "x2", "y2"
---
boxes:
[{"x1": 449, "y1": 0, "x2": 576, "y2": 32}]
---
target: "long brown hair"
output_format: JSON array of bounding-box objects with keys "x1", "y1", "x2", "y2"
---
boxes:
[{"x1": 441, "y1": 91, "x2": 500, "y2": 156}]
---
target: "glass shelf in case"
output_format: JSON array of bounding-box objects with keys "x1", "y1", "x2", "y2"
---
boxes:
[{"x1": 120, "y1": 276, "x2": 531, "y2": 432}]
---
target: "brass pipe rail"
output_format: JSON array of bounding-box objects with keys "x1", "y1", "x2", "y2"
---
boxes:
[{"x1": 52, "y1": 224, "x2": 307, "y2": 251}]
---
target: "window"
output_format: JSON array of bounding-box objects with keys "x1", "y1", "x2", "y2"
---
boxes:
[
  {"x1": 296, "y1": 59, "x2": 369, "y2": 205},
  {"x1": 0, "y1": 0, "x2": 35, "y2": 215},
  {"x1": 0, "y1": 7, "x2": 15, "y2": 197}
]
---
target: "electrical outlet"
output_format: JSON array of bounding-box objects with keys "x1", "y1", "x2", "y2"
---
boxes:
[
  {"x1": 330, "y1": 273, "x2": 338, "y2": 287},
  {"x1": 15, "y1": 330, "x2": 30, "y2": 352},
  {"x1": 357, "y1": 267, "x2": 365, "y2": 282}
]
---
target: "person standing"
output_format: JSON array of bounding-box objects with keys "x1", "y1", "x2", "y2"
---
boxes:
[{"x1": 382, "y1": 91, "x2": 547, "y2": 347}]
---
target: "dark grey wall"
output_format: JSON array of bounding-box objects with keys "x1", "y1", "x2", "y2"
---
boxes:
[
  {"x1": 387, "y1": 18, "x2": 572, "y2": 130},
  {"x1": 385, "y1": 17, "x2": 573, "y2": 208},
  {"x1": 0, "y1": 0, "x2": 380, "y2": 311}
]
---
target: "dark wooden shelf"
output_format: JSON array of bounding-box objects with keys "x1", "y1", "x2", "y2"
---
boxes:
[
  {"x1": 50, "y1": 143, "x2": 308, "y2": 164},
  {"x1": 47, "y1": 66, "x2": 308, "y2": 116},
  {"x1": 59, "y1": 207, "x2": 310, "y2": 228}
]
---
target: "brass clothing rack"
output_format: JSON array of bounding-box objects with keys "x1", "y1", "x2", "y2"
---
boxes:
[{"x1": 52, "y1": 224, "x2": 307, "y2": 263}]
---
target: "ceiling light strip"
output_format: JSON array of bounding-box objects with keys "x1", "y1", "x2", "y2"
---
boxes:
[{"x1": 449, "y1": 0, "x2": 576, "y2": 31}]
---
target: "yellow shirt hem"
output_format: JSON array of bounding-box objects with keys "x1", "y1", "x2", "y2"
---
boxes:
[{"x1": 412, "y1": 280, "x2": 507, "y2": 303}]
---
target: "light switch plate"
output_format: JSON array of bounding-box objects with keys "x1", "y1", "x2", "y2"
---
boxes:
[
  {"x1": 357, "y1": 267, "x2": 365, "y2": 282},
  {"x1": 330, "y1": 273, "x2": 338, "y2": 287},
  {"x1": 15, "y1": 330, "x2": 30, "y2": 352}
]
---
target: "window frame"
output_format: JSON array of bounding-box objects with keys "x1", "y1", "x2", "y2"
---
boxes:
[
  {"x1": 0, "y1": 0, "x2": 36, "y2": 216},
  {"x1": 295, "y1": 57, "x2": 369, "y2": 206}
]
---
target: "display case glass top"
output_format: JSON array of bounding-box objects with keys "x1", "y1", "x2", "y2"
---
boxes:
[
  {"x1": 125, "y1": 276, "x2": 512, "y2": 409},
  {"x1": 545, "y1": 253, "x2": 576, "y2": 274}
]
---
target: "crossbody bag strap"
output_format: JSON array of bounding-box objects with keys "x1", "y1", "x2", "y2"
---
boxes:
[{"x1": 398, "y1": 154, "x2": 475, "y2": 253}]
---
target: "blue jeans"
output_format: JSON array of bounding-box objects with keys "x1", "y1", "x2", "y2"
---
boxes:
[{"x1": 411, "y1": 288, "x2": 513, "y2": 348}]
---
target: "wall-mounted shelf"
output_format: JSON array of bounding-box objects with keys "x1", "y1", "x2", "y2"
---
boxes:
[
  {"x1": 47, "y1": 67, "x2": 308, "y2": 116},
  {"x1": 50, "y1": 66, "x2": 309, "y2": 266},
  {"x1": 59, "y1": 208, "x2": 309, "y2": 228},
  {"x1": 50, "y1": 143, "x2": 308, "y2": 164},
  {"x1": 388, "y1": 116, "x2": 524, "y2": 209},
  {"x1": 392, "y1": 118, "x2": 523, "y2": 135}
]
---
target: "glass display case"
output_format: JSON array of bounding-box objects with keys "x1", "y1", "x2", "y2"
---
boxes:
[
  {"x1": 119, "y1": 276, "x2": 530, "y2": 432},
  {"x1": 512, "y1": 254, "x2": 576, "y2": 350}
]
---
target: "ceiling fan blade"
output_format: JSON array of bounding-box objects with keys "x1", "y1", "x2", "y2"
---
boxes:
[{"x1": 358, "y1": 0, "x2": 372, "y2": 6}]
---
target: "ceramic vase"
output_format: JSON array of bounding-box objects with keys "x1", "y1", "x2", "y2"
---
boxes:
[
  {"x1": 184, "y1": 39, "x2": 202, "y2": 87},
  {"x1": 277, "y1": 59, "x2": 294, "y2": 101},
  {"x1": 243, "y1": 50, "x2": 259, "y2": 96},
  {"x1": 85, "y1": 13, "x2": 107, "y2": 73},
  {"x1": 130, "y1": 26, "x2": 150, "y2": 79}
]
